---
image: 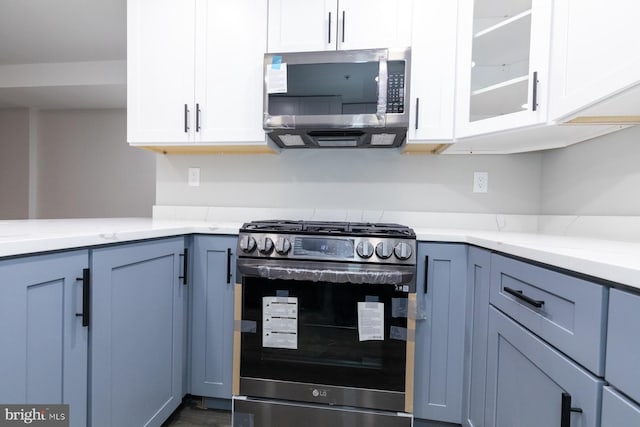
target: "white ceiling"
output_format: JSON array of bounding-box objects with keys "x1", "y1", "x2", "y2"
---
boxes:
[{"x1": 0, "y1": 0, "x2": 126, "y2": 109}]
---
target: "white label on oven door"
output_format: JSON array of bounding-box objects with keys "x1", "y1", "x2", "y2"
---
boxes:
[
  {"x1": 358, "y1": 302, "x2": 385, "y2": 341},
  {"x1": 263, "y1": 296, "x2": 298, "y2": 349}
]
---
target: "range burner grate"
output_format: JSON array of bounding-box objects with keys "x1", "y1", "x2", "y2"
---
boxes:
[{"x1": 240, "y1": 220, "x2": 415, "y2": 238}]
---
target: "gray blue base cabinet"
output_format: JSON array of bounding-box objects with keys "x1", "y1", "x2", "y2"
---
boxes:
[
  {"x1": 190, "y1": 235, "x2": 237, "y2": 399},
  {"x1": 485, "y1": 307, "x2": 602, "y2": 427},
  {"x1": 603, "y1": 288, "x2": 640, "y2": 425},
  {"x1": 489, "y1": 254, "x2": 607, "y2": 376},
  {"x1": 462, "y1": 247, "x2": 491, "y2": 427},
  {"x1": 601, "y1": 386, "x2": 640, "y2": 426},
  {"x1": 414, "y1": 243, "x2": 467, "y2": 423},
  {"x1": 0, "y1": 251, "x2": 89, "y2": 427},
  {"x1": 91, "y1": 238, "x2": 186, "y2": 427},
  {"x1": 605, "y1": 289, "x2": 640, "y2": 403}
]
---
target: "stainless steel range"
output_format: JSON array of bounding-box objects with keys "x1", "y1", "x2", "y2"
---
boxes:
[{"x1": 232, "y1": 220, "x2": 417, "y2": 427}]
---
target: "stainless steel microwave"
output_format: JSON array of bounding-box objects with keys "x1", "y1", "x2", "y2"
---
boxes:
[{"x1": 263, "y1": 47, "x2": 411, "y2": 149}]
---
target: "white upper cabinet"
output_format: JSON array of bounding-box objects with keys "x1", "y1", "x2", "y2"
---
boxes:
[
  {"x1": 128, "y1": 0, "x2": 196, "y2": 144},
  {"x1": 195, "y1": 0, "x2": 267, "y2": 144},
  {"x1": 405, "y1": 0, "x2": 458, "y2": 147},
  {"x1": 268, "y1": 0, "x2": 336, "y2": 52},
  {"x1": 128, "y1": 0, "x2": 270, "y2": 150},
  {"x1": 337, "y1": 0, "x2": 412, "y2": 51},
  {"x1": 267, "y1": 0, "x2": 412, "y2": 53},
  {"x1": 549, "y1": 0, "x2": 640, "y2": 122},
  {"x1": 455, "y1": 0, "x2": 552, "y2": 138}
]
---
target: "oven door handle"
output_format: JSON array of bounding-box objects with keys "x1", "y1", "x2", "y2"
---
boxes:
[{"x1": 238, "y1": 259, "x2": 416, "y2": 289}]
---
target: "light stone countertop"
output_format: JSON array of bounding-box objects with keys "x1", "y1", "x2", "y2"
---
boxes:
[{"x1": 0, "y1": 217, "x2": 639, "y2": 291}]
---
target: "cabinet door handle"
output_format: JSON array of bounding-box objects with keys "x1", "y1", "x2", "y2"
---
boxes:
[
  {"x1": 328, "y1": 12, "x2": 332, "y2": 44},
  {"x1": 415, "y1": 97, "x2": 420, "y2": 130},
  {"x1": 226, "y1": 248, "x2": 233, "y2": 284},
  {"x1": 423, "y1": 255, "x2": 429, "y2": 294},
  {"x1": 179, "y1": 248, "x2": 188, "y2": 285},
  {"x1": 561, "y1": 392, "x2": 583, "y2": 427},
  {"x1": 184, "y1": 104, "x2": 190, "y2": 133},
  {"x1": 196, "y1": 103, "x2": 201, "y2": 132},
  {"x1": 75, "y1": 268, "x2": 90, "y2": 327},
  {"x1": 503, "y1": 286, "x2": 544, "y2": 308},
  {"x1": 532, "y1": 71, "x2": 539, "y2": 111},
  {"x1": 341, "y1": 10, "x2": 346, "y2": 43}
]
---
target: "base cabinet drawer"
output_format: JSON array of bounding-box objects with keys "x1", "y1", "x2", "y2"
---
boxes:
[
  {"x1": 601, "y1": 386, "x2": 640, "y2": 427},
  {"x1": 490, "y1": 254, "x2": 607, "y2": 375},
  {"x1": 485, "y1": 307, "x2": 602, "y2": 427},
  {"x1": 606, "y1": 289, "x2": 640, "y2": 403}
]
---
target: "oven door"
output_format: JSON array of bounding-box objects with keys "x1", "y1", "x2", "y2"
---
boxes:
[{"x1": 234, "y1": 261, "x2": 416, "y2": 413}]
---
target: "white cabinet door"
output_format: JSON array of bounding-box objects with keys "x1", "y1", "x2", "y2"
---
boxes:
[
  {"x1": 338, "y1": 0, "x2": 412, "y2": 50},
  {"x1": 455, "y1": 0, "x2": 552, "y2": 138},
  {"x1": 407, "y1": 0, "x2": 457, "y2": 143},
  {"x1": 195, "y1": 0, "x2": 267, "y2": 144},
  {"x1": 549, "y1": 0, "x2": 640, "y2": 120},
  {"x1": 127, "y1": 0, "x2": 196, "y2": 144},
  {"x1": 268, "y1": 0, "x2": 337, "y2": 52},
  {"x1": 268, "y1": 0, "x2": 411, "y2": 53}
]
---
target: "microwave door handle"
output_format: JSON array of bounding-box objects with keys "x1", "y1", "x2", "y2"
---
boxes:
[{"x1": 377, "y1": 55, "x2": 388, "y2": 121}]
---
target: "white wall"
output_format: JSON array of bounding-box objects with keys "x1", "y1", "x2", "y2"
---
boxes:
[
  {"x1": 156, "y1": 149, "x2": 543, "y2": 214},
  {"x1": 0, "y1": 109, "x2": 30, "y2": 219},
  {"x1": 36, "y1": 109, "x2": 155, "y2": 218},
  {"x1": 540, "y1": 126, "x2": 640, "y2": 215}
]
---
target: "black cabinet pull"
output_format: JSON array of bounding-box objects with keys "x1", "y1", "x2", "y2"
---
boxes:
[
  {"x1": 504, "y1": 286, "x2": 544, "y2": 308},
  {"x1": 226, "y1": 248, "x2": 233, "y2": 284},
  {"x1": 179, "y1": 248, "x2": 188, "y2": 285},
  {"x1": 75, "y1": 268, "x2": 90, "y2": 327},
  {"x1": 196, "y1": 103, "x2": 201, "y2": 132},
  {"x1": 328, "y1": 12, "x2": 332, "y2": 44},
  {"x1": 415, "y1": 97, "x2": 420, "y2": 130},
  {"x1": 532, "y1": 71, "x2": 539, "y2": 111},
  {"x1": 341, "y1": 10, "x2": 346, "y2": 43},
  {"x1": 423, "y1": 255, "x2": 429, "y2": 294},
  {"x1": 561, "y1": 392, "x2": 583, "y2": 427},
  {"x1": 184, "y1": 104, "x2": 190, "y2": 133}
]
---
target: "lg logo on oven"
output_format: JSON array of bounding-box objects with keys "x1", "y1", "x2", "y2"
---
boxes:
[{"x1": 312, "y1": 389, "x2": 328, "y2": 398}]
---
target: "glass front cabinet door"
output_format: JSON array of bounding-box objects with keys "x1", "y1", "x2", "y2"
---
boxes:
[{"x1": 455, "y1": 0, "x2": 552, "y2": 138}]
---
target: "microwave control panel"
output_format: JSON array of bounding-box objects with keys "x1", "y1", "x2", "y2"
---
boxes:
[{"x1": 386, "y1": 61, "x2": 405, "y2": 114}]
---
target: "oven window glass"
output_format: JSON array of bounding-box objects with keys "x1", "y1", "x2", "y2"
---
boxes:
[{"x1": 240, "y1": 277, "x2": 408, "y2": 392}]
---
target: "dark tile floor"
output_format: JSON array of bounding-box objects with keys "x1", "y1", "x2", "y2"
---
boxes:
[{"x1": 163, "y1": 399, "x2": 231, "y2": 427}]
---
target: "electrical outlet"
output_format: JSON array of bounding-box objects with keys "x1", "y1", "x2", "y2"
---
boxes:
[
  {"x1": 188, "y1": 168, "x2": 200, "y2": 187},
  {"x1": 473, "y1": 172, "x2": 488, "y2": 193}
]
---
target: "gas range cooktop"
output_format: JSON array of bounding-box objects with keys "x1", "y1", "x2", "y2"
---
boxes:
[
  {"x1": 240, "y1": 220, "x2": 416, "y2": 238},
  {"x1": 238, "y1": 220, "x2": 416, "y2": 265}
]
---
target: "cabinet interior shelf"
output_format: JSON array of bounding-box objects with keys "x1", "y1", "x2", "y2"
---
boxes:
[
  {"x1": 471, "y1": 75, "x2": 529, "y2": 117},
  {"x1": 473, "y1": 10, "x2": 532, "y2": 66}
]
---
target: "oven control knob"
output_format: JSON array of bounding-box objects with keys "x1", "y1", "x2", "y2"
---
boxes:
[
  {"x1": 394, "y1": 242, "x2": 413, "y2": 260},
  {"x1": 239, "y1": 235, "x2": 256, "y2": 253},
  {"x1": 275, "y1": 237, "x2": 291, "y2": 255},
  {"x1": 375, "y1": 241, "x2": 393, "y2": 259},
  {"x1": 356, "y1": 241, "x2": 374, "y2": 258},
  {"x1": 257, "y1": 237, "x2": 274, "y2": 254}
]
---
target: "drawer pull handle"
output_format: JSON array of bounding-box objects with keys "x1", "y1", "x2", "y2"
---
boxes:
[
  {"x1": 561, "y1": 392, "x2": 583, "y2": 427},
  {"x1": 504, "y1": 286, "x2": 544, "y2": 308}
]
